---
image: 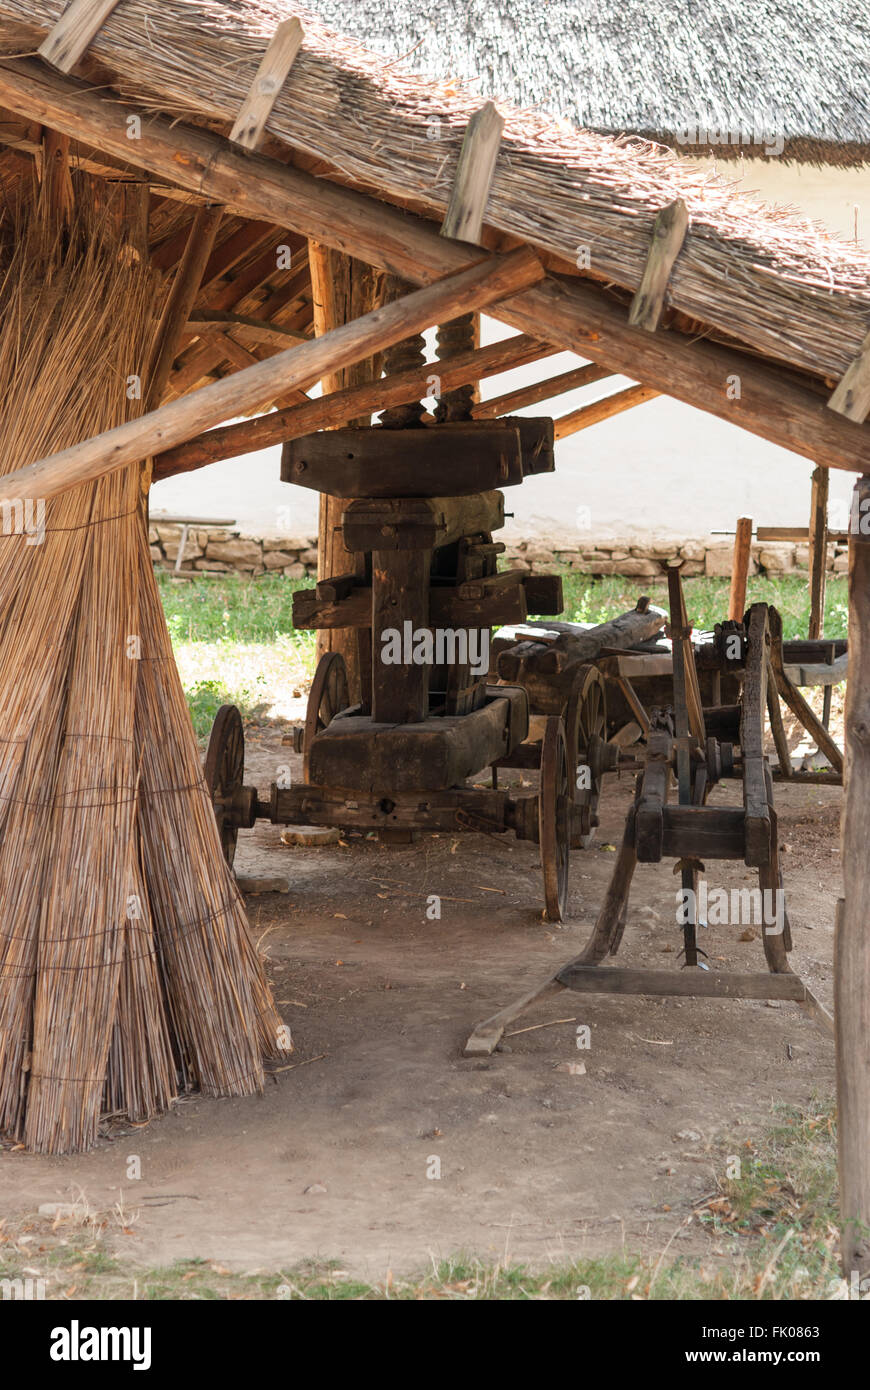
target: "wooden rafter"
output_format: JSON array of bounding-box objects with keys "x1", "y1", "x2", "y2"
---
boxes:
[
  {"x1": 0, "y1": 247, "x2": 545, "y2": 501},
  {"x1": 473, "y1": 362, "x2": 612, "y2": 419},
  {"x1": 154, "y1": 332, "x2": 558, "y2": 479},
  {"x1": 441, "y1": 101, "x2": 504, "y2": 245},
  {"x1": 553, "y1": 384, "x2": 660, "y2": 439},
  {"x1": 38, "y1": 0, "x2": 123, "y2": 75},
  {"x1": 0, "y1": 58, "x2": 866, "y2": 470},
  {"x1": 229, "y1": 17, "x2": 304, "y2": 151}
]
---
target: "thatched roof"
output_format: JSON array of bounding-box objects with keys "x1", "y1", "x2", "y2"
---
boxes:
[
  {"x1": 0, "y1": 0, "x2": 866, "y2": 460},
  {"x1": 305, "y1": 0, "x2": 870, "y2": 168}
]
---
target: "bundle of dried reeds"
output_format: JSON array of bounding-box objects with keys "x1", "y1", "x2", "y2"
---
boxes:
[{"x1": 0, "y1": 173, "x2": 287, "y2": 1153}]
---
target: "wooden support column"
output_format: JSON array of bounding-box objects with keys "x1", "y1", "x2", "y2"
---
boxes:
[
  {"x1": 309, "y1": 242, "x2": 385, "y2": 700},
  {"x1": 371, "y1": 547, "x2": 432, "y2": 724},
  {"x1": 836, "y1": 472, "x2": 870, "y2": 1280},
  {"x1": 808, "y1": 466, "x2": 829, "y2": 640},
  {"x1": 729, "y1": 517, "x2": 753, "y2": 621}
]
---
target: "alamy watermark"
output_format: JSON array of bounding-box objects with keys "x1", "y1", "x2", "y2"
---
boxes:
[
  {"x1": 380, "y1": 621, "x2": 490, "y2": 677},
  {"x1": 674, "y1": 109, "x2": 784, "y2": 157},
  {"x1": 677, "y1": 883, "x2": 786, "y2": 934},
  {"x1": 0, "y1": 497, "x2": 45, "y2": 546}
]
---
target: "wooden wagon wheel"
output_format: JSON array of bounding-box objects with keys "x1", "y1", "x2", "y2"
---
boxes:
[
  {"x1": 539, "y1": 715, "x2": 571, "y2": 922},
  {"x1": 204, "y1": 703, "x2": 245, "y2": 868},
  {"x1": 303, "y1": 651, "x2": 351, "y2": 780},
  {"x1": 565, "y1": 663, "x2": 608, "y2": 848}
]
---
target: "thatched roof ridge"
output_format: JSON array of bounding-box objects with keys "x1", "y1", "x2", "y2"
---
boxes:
[
  {"x1": 306, "y1": 1, "x2": 870, "y2": 168},
  {"x1": 0, "y1": 0, "x2": 868, "y2": 387}
]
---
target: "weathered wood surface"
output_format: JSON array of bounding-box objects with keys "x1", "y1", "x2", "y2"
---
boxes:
[
  {"x1": 554, "y1": 384, "x2": 659, "y2": 440},
  {"x1": 837, "y1": 472, "x2": 870, "y2": 1277},
  {"x1": 829, "y1": 328, "x2": 870, "y2": 423},
  {"x1": 228, "y1": 16, "x2": 304, "y2": 151},
  {"x1": 37, "y1": 0, "x2": 122, "y2": 73},
  {"x1": 155, "y1": 334, "x2": 556, "y2": 477},
  {"x1": 473, "y1": 362, "x2": 612, "y2": 418},
  {"x1": 768, "y1": 609, "x2": 845, "y2": 772},
  {"x1": 729, "y1": 517, "x2": 753, "y2": 621},
  {"x1": 342, "y1": 493, "x2": 505, "y2": 553},
  {"x1": 294, "y1": 580, "x2": 528, "y2": 631},
  {"x1": 0, "y1": 60, "x2": 866, "y2": 471},
  {"x1": 627, "y1": 199, "x2": 689, "y2": 332},
  {"x1": 740, "y1": 605, "x2": 772, "y2": 866},
  {"x1": 497, "y1": 600, "x2": 667, "y2": 680},
  {"x1": 808, "y1": 466, "x2": 829, "y2": 640},
  {"x1": 0, "y1": 247, "x2": 544, "y2": 501},
  {"x1": 371, "y1": 548, "x2": 430, "y2": 723},
  {"x1": 282, "y1": 423, "x2": 524, "y2": 496},
  {"x1": 148, "y1": 204, "x2": 225, "y2": 408},
  {"x1": 440, "y1": 101, "x2": 504, "y2": 244}
]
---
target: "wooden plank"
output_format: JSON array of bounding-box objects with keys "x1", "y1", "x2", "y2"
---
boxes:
[
  {"x1": 38, "y1": 0, "x2": 122, "y2": 74},
  {"x1": 808, "y1": 466, "x2": 829, "y2": 640},
  {"x1": 837, "y1": 474, "x2": 870, "y2": 1276},
  {"x1": 555, "y1": 964, "x2": 807, "y2": 1000},
  {"x1": 473, "y1": 362, "x2": 612, "y2": 418},
  {"x1": 186, "y1": 311, "x2": 306, "y2": 349},
  {"x1": 768, "y1": 608, "x2": 845, "y2": 773},
  {"x1": 156, "y1": 333, "x2": 556, "y2": 476},
  {"x1": 627, "y1": 199, "x2": 689, "y2": 332},
  {"x1": 440, "y1": 101, "x2": 504, "y2": 244},
  {"x1": 294, "y1": 583, "x2": 527, "y2": 631},
  {"x1": 521, "y1": 574, "x2": 563, "y2": 615},
  {"x1": 729, "y1": 516, "x2": 753, "y2": 621},
  {"x1": 829, "y1": 328, "x2": 870, "y2": 423},
  {"x1": 554, "y1": 385, "x2": 659, "y2": 439},
  {"x1": 741, "y1": 605, "x2": 771, "y2": 866},
  {"x1": 757, "y1": 526, "x2": 848, "y2": 543},
  {"x1": 1, "y1": 58, "x2": 866, "y2": 471},
  {"x1": 229, "y1": 17, "x2": 304, "y2": 151},
  {"x1": 837, "y1": 484, "x2": 870, "y2": 1258},
  {"x1": 371, "y1": 548, "x2": 430, "y2": 723},
  {"x1": 636, "y1": 728, "x2": 671, "y2": 862},
  {"x1": 0, "y1": 247, "x2": 544, "y2": 502},
  {"x1": 282, "y1": 423, "x2": 524, "y2": 497},
  {"x1": 342, "y1": 493, "x2": 505, "y2": 553},
  {"x1": 660, "y1": 806, "x2": 746, "y2": 860}
]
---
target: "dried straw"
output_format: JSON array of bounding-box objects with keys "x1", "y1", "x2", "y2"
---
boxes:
[{"x1": 0, "y1": 1, "x2": 867, "y2": 379}]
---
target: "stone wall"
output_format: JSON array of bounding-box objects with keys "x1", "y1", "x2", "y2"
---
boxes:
[{"x1": 149, "y1": 525, "x2": 849, "y2": 580}]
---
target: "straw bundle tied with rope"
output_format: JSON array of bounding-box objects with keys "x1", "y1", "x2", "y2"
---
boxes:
[{"x1": 0, "y1": 176, "x2": 289, "y2": 1154}]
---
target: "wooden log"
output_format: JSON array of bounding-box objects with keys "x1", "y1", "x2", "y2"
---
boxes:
[
  {"x1": 808, "y1": 466, "x2": 829, "y2": 640},
  {"x1": 829, "y1": 328, "x2": 870, "y2": 423},
  {"x1": 627, "y1": 199, "x2": 689, "y2": 332},
  {"x1": 38, "y1": 0, "x2": 122, "y2": 74},
  {"x1": 554, "y1": 385, "x2": 660, "y2": 439},
  {"x1": 228, "y1": 17, "x2": 304, "y2": 151},
  {"x1": 473, "y1": 362, "x2": 612, "y2": 418},
  {"x1": 185, "y1": 311, "x2": 306, "y2": 349},
  {"x1": 1, "y1": 59, "x2": 866, "y2": 470},
  {"x1": 837, "y1": 472, "x2": 870, "y2": 1278},
  {"x1": 555, "y1": 964, "x2": 808, "y2": 1000},
  {"x1": 440, "y1": 101, "x2": 504, "y2": 244},
  {"x1": 309, "y1": 245, "x2": 385, "y2": 700},
  {"x1": 155, "y1": 333, "x2": 556, "y2": 477},
  {"x1": 0, "y1": 247, "x2": 545, "y2": 502},
  {"x1": 741, "y1": 605, "x2": 772, "y2": 866},
  {"x1": 497, "y1": 600, "x2": 666, "y2": 679},
  {"x1": 282, "y1": 422, "x2": 524, "y2": 497},
  {"x1": 729, "y1": 516, "x2": 753, "y2": 621}
]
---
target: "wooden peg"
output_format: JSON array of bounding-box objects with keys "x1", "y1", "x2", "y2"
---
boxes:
[
  {"x1": 828, "y1": 328, "x2": 870, "y2": 422},
  {"x1": 441, "y1": 101, "x2": 504, "y2": 245},
  {"x1": 38, "y1": 0, "x2": 122, "y2": 74},
  {"x1": 628, "y1": 198, "x2": 689, "y2": 332},
  {"x1": 229, "y1": 17, "x2": 304, "y2": 151}
]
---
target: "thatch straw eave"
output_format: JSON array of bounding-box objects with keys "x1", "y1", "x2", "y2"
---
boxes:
[{"x1": 0, "y1": 1, "x2": 867, "y2": 395}]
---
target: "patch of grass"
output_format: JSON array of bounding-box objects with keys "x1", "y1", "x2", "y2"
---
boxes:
[{"x1": 0, "y1": 1100, "x2": 846, "y2": 1300}]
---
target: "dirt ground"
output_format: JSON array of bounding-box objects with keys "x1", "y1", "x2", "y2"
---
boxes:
[{"x1": 0, "y1": 715, "x2": 842, "y2": 1280}]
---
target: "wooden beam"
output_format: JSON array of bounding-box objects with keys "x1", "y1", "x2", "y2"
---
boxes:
[
  {"x1": 147, "y1": 203, "x2": 225, "y2": 407},
  {"x1": 154, "y1": 332, "x2": 556, "y2": 478},
  {"x1": 837, "y1": 472, "x2": 870, "y2": 1278},
  {"x1": 0, "y1": 58, "x2": 866, "y2": 471},
  {"x1": 628, "y1": 199, "x2": 689, "y2": 332},
  {"x1": 729, "y1": 517, "x2": 753, "y2": 621},
  {"x1": 829, "y1": 329, "x2": 870, "y2": 423},
  {"x1": 185, "y1": 310, "x2": 306, "y2": 349},
  {"x1": 553, "y1": 384, "x2": 659, "y2": 439},
  {"x1": 473, "y1": 362, "x2": 612, "y2": 418},
  {"x1": 757, "y1": 525, "x2": 848, "y2": 543},
  {"x1": 229, "y1": 17, "x2": 304, "y2": 151},
  {"x1": 1, "y1": 246, "x2": 544, "y2": 501},
  {"x1": 808, "y1": 466, "x2": 829, "y2": 640},
  {"x1": 440, "y1": 101, "x2": 504, "y2": 244},
  {"x1": 38, "y1": 0, "x2": 122, "y2": 75}
]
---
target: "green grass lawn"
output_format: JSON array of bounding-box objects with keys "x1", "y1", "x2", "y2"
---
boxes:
[{"x1": 157, "y1": 570, "x2": 848, "y2": 739}]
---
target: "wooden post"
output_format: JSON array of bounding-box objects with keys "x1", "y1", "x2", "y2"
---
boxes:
[
  {"x1": 808, "y1": 465, "x2": 829, "y2": 640},
  {"x1": 729, "y1": 517, "x2": 753, "y2": 621},
  {"x1": 309, "y1": 243, "x2": 385, "y2": 700},
  {"x1": 836, "y1": 472, "x2": 870, "y2": 1280}
]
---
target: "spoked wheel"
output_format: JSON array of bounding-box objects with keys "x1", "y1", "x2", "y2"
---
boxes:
[
  {"x1": 303, "y1": 651, "x2": 351, "y2": 780},
  {"x1": 204, "y1": 703, "x2": 246, "y2": 868},
  {"x1": 539, "y1": 715, "x2": 571, "y2": 922},
  {"x1": 565, "y1": 664, "x2": 608, "y2": 849}
]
